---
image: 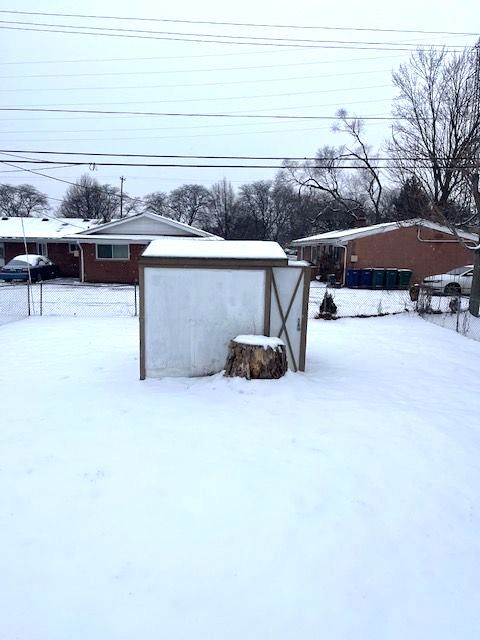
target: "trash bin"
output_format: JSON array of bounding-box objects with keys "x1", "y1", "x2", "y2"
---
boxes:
[
  {"x1": 359, "y1": 268, "x2": 373, "y2": 288},
  {"x1": 346, "y1": 269, "x2": 361, "y2": 288},
  {"x1": 385, "y1": 268, "x2": 399, "y2": 290},
  {"x1": 371, "y1": 268, "x2": 385, "y2": 289},
  {"x1": 398, "y1": 269, "x2": 413, "y2": 289}
]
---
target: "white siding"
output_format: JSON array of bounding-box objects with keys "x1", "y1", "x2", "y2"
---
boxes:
[
  {"x1": 144, "y1": 267, "x2": 266, "y2": 377},
  {"x1": 94, "y1": 217, "x2": 199, "y2": 236}
]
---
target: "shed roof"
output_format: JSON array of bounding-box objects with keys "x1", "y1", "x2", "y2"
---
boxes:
[
  {"x1": 292, "y1": 219, "x2": 477, "y2": 246},
  {"x1": 142, "y1": 239, "x2": 287, "y2": 263}
]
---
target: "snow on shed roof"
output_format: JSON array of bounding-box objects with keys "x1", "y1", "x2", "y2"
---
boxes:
[
  {"x1": 142, "y1": 239, "x2": 288, "y2": 262},
  {"x1": 292, "y1": 219, "x2": 477, "y2": 245},
  {"x1": 0, "y1": 217, "x2": 95, "y2": 240}
]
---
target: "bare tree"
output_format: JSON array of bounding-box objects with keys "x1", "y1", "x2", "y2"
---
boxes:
[
  {"x1": 143, "y1": 191, "x2": 170, "y2": 217},
  {"x1": 59, "y1": 174, "x2": 121, "y2": 223},
  {"x1": 390, "y1": 45, "x2": 480, "y2": 314},
  {"x1": 390, "y1": 47, "x2": 480, "y2": 217},
  {"x1": 237, "y1": 180, "x2": 284, "y2": 240},
  {"x1": 0, "y1": 183, "x2": 49, "y2": 217},
  {"x1": 168, "y1": 184, "x2": 211, "y2": 226},
  {"x1": 285, "y1": 111, "x2": 385, "y2": 227},
  {"x1": 207, "y1": 179, "x2": 237, "y2": 239}
]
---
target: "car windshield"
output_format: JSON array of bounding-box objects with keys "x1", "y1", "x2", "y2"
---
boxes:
[
  {"x1": 447, "y1": 266, "x2": 471, "y2": 275},
  {"x1": 6, "y1": 259, "x2": 31, "y2": 268}
]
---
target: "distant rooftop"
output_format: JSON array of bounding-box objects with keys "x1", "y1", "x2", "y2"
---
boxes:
[
  {"x1": 0, "y1": 217, "x2": 95, "y2": 240},
  {"x1": 292, "y1": 218, "x2": 477, "y2": 245}
]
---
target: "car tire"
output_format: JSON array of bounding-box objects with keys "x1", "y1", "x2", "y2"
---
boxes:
[{"x1": 444, "y1": 283, "x2": 461, "y2": 295}]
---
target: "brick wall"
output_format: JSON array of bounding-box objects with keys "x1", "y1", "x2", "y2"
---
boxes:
[
  {"x1": 4, "y1": 242, "x2": 37, "y2": 262},
  {"x1": 346, "y1": 225, "x2": 473, "y2": 283},
  {"x1": 4, "y1": 241, "x2": 80, "y2": 277},
  {"x1": 45, "y1": 243, "x2": 80, "y2": 277},
  {"x1": 82, "y1": 243, "x2": 147, "y2": 283}
]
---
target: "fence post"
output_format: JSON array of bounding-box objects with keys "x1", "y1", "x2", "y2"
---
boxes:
[
  {"x1": 40, "y1": 282, "x2": 43, "y2": 316},
  {"x1": 134, "y1": 282, "x2": 138, "y2": 316},
  {"x1": 27, "y1": 281, "x2": 31, "y2": 316}
]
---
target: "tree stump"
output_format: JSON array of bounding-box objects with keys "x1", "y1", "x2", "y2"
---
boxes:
[{"x1": 224, "y1": 335, "x2": 288, "y2": 380}]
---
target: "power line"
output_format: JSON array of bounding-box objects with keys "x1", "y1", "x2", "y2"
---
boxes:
[
  {"x1": 0, "y1": 121, "x2": 391, "y2": 144},
  {"x1": 0, "y1": 65, "x2": 391, "y2": 83},
  {"x1": 0, "y1": 152, "x2": 136, "y2": 203},
  {"x1": 0, "y1": 107, "x2": 412, "y2": 121},
  {"x1": 0, "y1": 63, "x2": 393, "y2": 82},
  {"x1": 0, "y1": 51, "x2": 408, "y2": 67},
  {"x1": 0, "y1": 18, "x2": 471, "y2": 49},
  {"x1": 0, "y1": 84, "x2": 392, "y2": 100},
  {"x1": 0, "y1": 102, "x2": 394, "y2": 133},
  {"x1": 0, "y1": 164, "x2": 75, "y2": 174},
  {"x1": 2, "y1": 160, "x2": 476, "y2": 170},
  {"x1": 0, "y1": 149, "x2": 439, "y2": 161},
  {"x1": 0, "y1": 24, "x2": 469, "y2": 52},
  {"x1": 0, "y1": 9, "x2": 477, "y2": 37},
  {"x1": 2, "y1": 90, "x2": 395, "y2": 112}
]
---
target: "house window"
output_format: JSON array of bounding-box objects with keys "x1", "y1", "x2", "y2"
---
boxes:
[
  {"x1": 68, "y1": 243, "x2": 78, "y2": 253},
  {"x1": 37, "y1": 242, "x2": 48, "y2": 257},
  {"x1": 96, "y1": 244, "x2": 129, "y2": 260}
]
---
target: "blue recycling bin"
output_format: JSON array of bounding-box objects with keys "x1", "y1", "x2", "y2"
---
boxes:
[
  {"x1": 346, "y1": 269, "x2": 361, "y2": 288},
  {"x1": 360, "y1": 268, "x2": 373, "y2": 288}
]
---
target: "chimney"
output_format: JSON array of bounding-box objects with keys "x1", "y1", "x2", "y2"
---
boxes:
[{"x1": 354, "y1": 217, "x2": 367, "y2": 228}]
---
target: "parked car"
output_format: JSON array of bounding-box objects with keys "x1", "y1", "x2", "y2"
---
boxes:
[
  {"x1": 0, "y1": 254, "x2": 59, "y2": 283},
  {"x1": 422, "y1": 265, "x2": 474, "y2": 295}
]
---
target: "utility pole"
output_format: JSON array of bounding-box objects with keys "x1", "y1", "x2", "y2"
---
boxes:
[{"x1": 120, "y1": 176, "x2": 126, "y2": 218}]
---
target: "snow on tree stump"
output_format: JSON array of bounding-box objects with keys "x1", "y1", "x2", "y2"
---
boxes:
[{"x1": 224, "y1": 335, "x2": 287, "y2": 380}]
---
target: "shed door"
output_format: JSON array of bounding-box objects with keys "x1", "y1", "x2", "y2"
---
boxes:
[
  {"x1": 144, "y1": 267, "x2": 266, "y2": 377},
  {"x1": 270, "y1": 266, "x2": 309, "y2": 371}
]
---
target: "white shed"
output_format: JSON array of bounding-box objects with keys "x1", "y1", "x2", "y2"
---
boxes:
[{"x1": 139, "y1": 239, "x2": 310, "y2": 378}]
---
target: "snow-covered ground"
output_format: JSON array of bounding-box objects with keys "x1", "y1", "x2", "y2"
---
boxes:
[{"x1": 1, "y1": 315, "x2": 480, "y2": 639}]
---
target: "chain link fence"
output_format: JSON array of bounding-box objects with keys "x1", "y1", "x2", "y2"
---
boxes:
[
  {"x1": 308, "y1": 282, "x2": 415, "y2": 319},
  {"x1": 0, "y1": 280, "x2": 138, "y2": 324},
  {"x1": 416, "y1": 286, "x2": 480, "y2": 342},
  {"x1": 308, "y1": 281, "x2": 480, "y2": 342},
  {"x1": 2, "y1": 279, "x2": 479, "y2": 343}
]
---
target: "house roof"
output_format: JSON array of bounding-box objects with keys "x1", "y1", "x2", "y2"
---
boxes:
[
  {"x1": 66, "y1": 234, "x2": 223, "y2": 244},
  {"x1": 291, "y1": 219, "x2": 478, "y2": 246},
  {"x1": 76, "y1": 211, "x2": 219, "y2": 239},
  {"x1": 142, "y1": 239, "x2": 287, "y2": 262},
  {"x1": 0, "y1": 217, "x2": 95, "y2": 241}
]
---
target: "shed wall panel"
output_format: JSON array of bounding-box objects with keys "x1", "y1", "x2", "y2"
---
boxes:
[{"x1": 144, "y1": 267, "x2": 266, "y2": 377}]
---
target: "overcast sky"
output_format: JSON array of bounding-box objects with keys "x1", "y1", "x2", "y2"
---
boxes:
[{"x1": 1, "y1": 0, "x2": 478, "y2": 208}]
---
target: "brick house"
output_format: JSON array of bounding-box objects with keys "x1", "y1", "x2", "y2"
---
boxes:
[
  {"x1": 0, "y1": 213, "x2": 219, "y2": 283},
  {"x1": 66, "y1": 212, "x2": 219, "y2": 284},
  {"x1": 0, "y1": 217, "x2": 94, "y2": 276},
  {"x1": 292, "y1": 219, "x2": 476, "y2": 284}
]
